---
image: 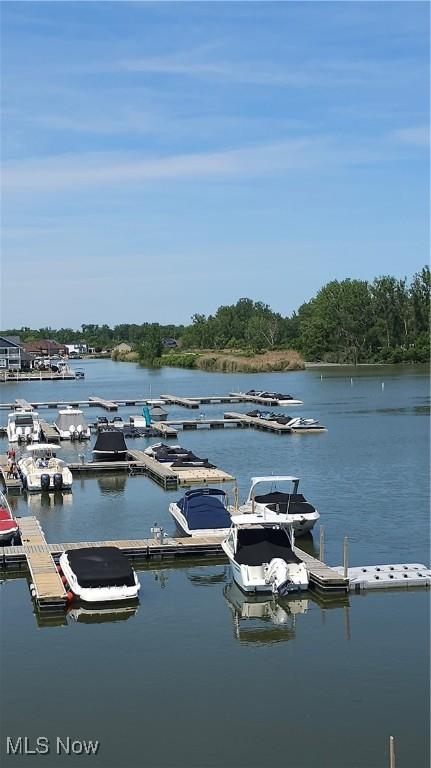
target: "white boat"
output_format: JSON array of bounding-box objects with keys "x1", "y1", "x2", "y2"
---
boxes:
[
  {"x1": 0, "y1": 491, "x2": 19, "y2": 543},
  {"x1": 54, "y1": 407, "x2": 90, "y2": 440},
  {"x1": 238, "y1": 476, "x2": 320, "y2": 536},
  {"x1": 7, "y1": 410, "x2": 41, "y2": 443},
  {"x1": 59, "y1": 546, "x2": 140, "y2": 603},
  {"x1": 244, "y1": 389, "x2": 303, "y2": 406},
  {"x1": 221, "y1": 510, "x2": 309, "y2": 595},
  {"x1": 18, "y1": 444, "x2": 73, "y2": 492},
  {"x1": 169, "y1": 488, "x2": 233, "y2": 537}
]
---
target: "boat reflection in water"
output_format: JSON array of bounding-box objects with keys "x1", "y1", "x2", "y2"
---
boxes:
[
  {"x1": 67, "y1": 602, "x2": 139, "y2": 625},
  {"x1": 224, "y1": 580, "x2": 309, "y2": 645},
  {"x1": 26, "y1": 490, "x2": 73, "y2": 512},
  {"x1": 97, "y1": 475, "x2": 128, "y2": 495}
]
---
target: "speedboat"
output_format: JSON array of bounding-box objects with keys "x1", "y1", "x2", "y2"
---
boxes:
[
  {"x1": 169, "y1": 488, "x2": 232, "y2": 537},
  {"x1": 59, "y1": 546, "x2": 140, "y2": 603},
  {"x1": 149, "y1": 405, "x2": 168, "y2": 422},
  {"x1": 222, "y1": 511, "x2": 309, "y2": 595},
  {"x1": 0, "y1": 492, "x2": 19, "y2": 543},
  {"x1": 144, "y1": 443, "x2": 215, "y2": 468},
  {"x1": 92, "y1": 428, "x2": 128, "y2": 461},
  {"x1": 7, "y1": 410, "x2": 41, "y2": 443},
  {"x1": 54, "y1": 407, "x2": 90, "y2": 440},
  {"x1": 245, "y1": 390, "x2": 303, "y2": 405},
  {"x1": 18, "y1": 444, "x2": 73, "y2": 492},
  {"x1": 238, "y1": 476, "x2": 320, "y2": 536},
  {"x1": 245, "y1": 410, "x2": 326, "y2": 432}
]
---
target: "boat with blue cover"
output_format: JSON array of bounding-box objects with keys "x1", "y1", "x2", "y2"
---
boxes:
[{"x1": 169, "y1": 487, "x2": 233, "y2": 537}]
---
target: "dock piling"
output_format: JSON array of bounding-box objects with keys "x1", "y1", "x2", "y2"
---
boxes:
[
  {"x1": 343, "y1": 536, "x2": 349, "y2": 579},
  {"x1": 319, "y1": 525, "x2": 325, "y2": 563},
  {"x1": 389, "y1": 736, "x2": 395, "y2": 768}
]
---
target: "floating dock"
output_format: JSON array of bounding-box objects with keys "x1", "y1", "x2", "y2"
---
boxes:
[
  {"x1": 0, "y1": 455, "x2": 21, "y2": 492},
  {"x1": 39, "y1": 419, "x2": 61, "y2": 444},
  {"x1": 16, "y1": 516, "x2": 67, "y2": 610},
  {"x1": 88, "y1": 396, "x2": 118, "y2": 411},
  {"x1": 335, "y1": 563, "x2": 431, "y2": 591},
  {"x1": 127, "y1": 450, "x2": 236, "y2": 490},
  {"x1": 229, "y1": 392, "x2": 303, "y2": 406}
]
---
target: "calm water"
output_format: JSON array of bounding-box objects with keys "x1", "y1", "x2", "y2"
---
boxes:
[{"x1": 0, "y1": 361, "x2": 429, "y2": 767}]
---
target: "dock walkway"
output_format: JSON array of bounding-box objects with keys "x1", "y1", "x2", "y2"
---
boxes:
[
  {"x1": 224, "y1": 411, "x2": 292, "y2": 434},
  {"x1": 2, "y1": 528, "x2": 349, "y2": 595},
  {"x1": 39, "y1": 420, "x2": 61, "y2": 444},
  {"x1": 127, "y1": 450, "x2": 236, "y2": 490},
  {"x1": 0, "y1": 454, "x2": 22, "y2": 492},
  {"x1": 17, "y1": 516, "x2": 66, "y2": 610}
]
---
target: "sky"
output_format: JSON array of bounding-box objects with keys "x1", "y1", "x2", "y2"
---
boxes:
[{"x1": 1, "y1": 1, "x2": 429, "y2": 329}]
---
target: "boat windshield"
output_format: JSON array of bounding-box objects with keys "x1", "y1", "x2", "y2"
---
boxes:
[
  {"x1": 14, "y1": 414, "x2": 35, "y2": 426},
  {"x1": 235, "y1": 528, "x2": 300, "y2": 566}
]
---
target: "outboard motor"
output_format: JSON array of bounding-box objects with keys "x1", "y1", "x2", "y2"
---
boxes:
[
  {"x1": 76, "y1": 424, "x2": 83, "y2": 440},
  {"x1": 53, "y1": 473, "x2": 63, "y2": 490},
  {"x1": 16, "y1": 426, "x2": 23, "y2": 443},
  {"x1": 69, "y1": 425, "x2": 77, "y2": 441},
  {"x1": 265, "y1": 558, "x2": 308, "y2": 595},
  {"x1": 25, "y1": 426, "x2": 32, "y2": 442},
  {"x1": 40, "y1": 474, "x2": 51, "y2": 491}
]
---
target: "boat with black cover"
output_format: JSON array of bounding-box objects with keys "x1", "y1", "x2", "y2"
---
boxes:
[
  {"x1": 222, "y1": 510, "x2": 309, "y2": 595},
  {"x1": 169, "y1": 488, "x2": 232, "y2": 537},
  {"x1": 93, "y1": 428, "x2": 128, "y2": 461},
  {"x1": 238, "y1": 476, "x2": 320, "y2": 535},
  {"x1": 59, "y1": 546, "x2": 140, "y2": 603},
  {"x1": 0, "y1": 491, "x2": 19, "y2": 544}
]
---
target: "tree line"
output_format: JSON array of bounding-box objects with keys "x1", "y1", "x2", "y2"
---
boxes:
[{"x1": 3, "y1": 266, "x2": 429, "y2": 364}]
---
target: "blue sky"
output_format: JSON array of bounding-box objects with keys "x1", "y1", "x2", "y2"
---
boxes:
[{"x1": 1, "y1": 1, "x2": 429, "y2": 328}]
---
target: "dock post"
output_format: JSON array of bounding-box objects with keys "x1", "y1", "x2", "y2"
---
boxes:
[
  {"x1": 319, "y1": 525, "x2": 325, "y2": 563},
  {"x1": 389, "y1": 736, "x2": 395, "y2": 768},
  {"x1": 343, "y1": 536, "x2": 349, "y2": 578}
]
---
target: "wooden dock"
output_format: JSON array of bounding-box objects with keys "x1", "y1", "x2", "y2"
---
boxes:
[
  {"x1": 229, "y1": 392, "x2": 302, "y2": 406},
  {"x1": 163, "y1": 417, "x2": 247, "y2": 432},
  {"x1": 0, "y1": 455, "x2": 22, "y2": 492},
  {"x1": 160, "y1": 394, "x2": 200, "y2": 409},
  {"x1": 88, "y1": 396, "x2": 118, "y2": 411},
  {"x1": 16, "y1": 516, "x2": 67, "y2": 610},
  {"x1": 127, "y1": 450, "x2": 236, "y2": 490},
  {"x1": 151, "y1": 421, "x2": 178, "y2": 438},
  {"x1": 1, "y1": 525, "x2": 349, "y2": 597},
  {"x1": 39, "y1": 419, "x2": 61, "y2": 443},
  {"x1": 15, "y1": 399, "x2": 34, "y2": 411},
  {"x1": 224, "y1": 411, "x2": 292, "y2": 434}
]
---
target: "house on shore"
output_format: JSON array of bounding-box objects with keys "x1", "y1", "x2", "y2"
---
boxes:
[
  {"x1": 23, "y1": 339, "x2": 68, "y2": 357},
  {"x1": 0, "y1": 336, "x2": 33, "y2": 371}
]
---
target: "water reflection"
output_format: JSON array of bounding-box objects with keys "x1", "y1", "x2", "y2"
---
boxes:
[
  {"x1": 97, "y1": 475, "x2": 128, "y2": 495},
  {"x1": 224, "y1": 581, "x2": 308, "y2": 645},
  {"x1": 67, "y1": 602, "x2": 139, "y2": 624},
  {"x1": 26, "y1": 490, "x2": 73, "y2": 512},
  {"x1": 187, "y1": 565, "x2": 229, "y2": 586}
]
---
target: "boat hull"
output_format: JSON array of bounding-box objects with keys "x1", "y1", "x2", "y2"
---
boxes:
[{"x1": 59, "y1": 554, "x2": 140, "y2": 603}]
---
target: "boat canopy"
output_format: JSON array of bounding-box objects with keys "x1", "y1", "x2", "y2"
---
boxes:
[
  {"x1": 177, "y1": 488, "x2": 231, "y2": 530},
  {"x1": 55, "y1": 411, "x2": 88, "y2": 430},
  {"x1": 235, "y1": 528, "x2": 301, "y2": 567},
  {"x1": 65, "y1": 547, "x2": 136, "y2": 588},
  {"x1": 93, "y1": 429, "x2": 127, "y2": 453}
]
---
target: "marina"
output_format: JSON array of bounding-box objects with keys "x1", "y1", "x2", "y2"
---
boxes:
[{"x1": 0, "y1": 360, "x2": 429, "y2": 768}]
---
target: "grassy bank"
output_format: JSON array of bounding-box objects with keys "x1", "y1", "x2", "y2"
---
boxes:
[{"x1": 156, "y1": 349, "x2": 304, "y2": 372}]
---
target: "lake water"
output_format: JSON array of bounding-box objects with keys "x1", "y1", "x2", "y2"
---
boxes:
[{"x1": 1, "y1": 360, "x2": 429, "y2": 767}]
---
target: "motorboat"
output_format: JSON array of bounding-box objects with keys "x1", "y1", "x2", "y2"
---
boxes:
[
  {"x1": 74, "y1": 369, "x2": 85, "y2": 379},
  {"x1": 7, "y1": 410, "x2": 41, "y2": 443},
  {"x1": 0, "y1": 492, "x2": 19, "y2": 543},
  {"x1": 224, "y1": 580, "x2": 309, "y2": 644},
  {"x1": 149, "y1": 405, "x2": 168, "y2": 422},
  {"x1": 93, "y1": 428, "x2": 128, "y2": 461},
  {"x1": 169, "y1": 488, "x2": 232, "y2": 537},
  {"x1": 245, "y1": 410, "x2": 327, "y2": 432},
  {"x1": 221, "y1": 510, "x2": 309, "y2": 595},
  {"x1": 54, "y1": 407, "x2": 90, "y2": 440},
  {"x1": 144, "y1": 443, "x2": 215, "y2": 468},
  {"x1": 245, "y1": 390, "x2": 303, "y2": 406},
  {"x1": 18, "y1": 444, "x2": 73, "y2": 492},
  {"x1": 59, "y1": 546, "x2": 140, "y2": 603},
  {"x1": 238, "y1": 476, "x2": 320, "y2": 536}
]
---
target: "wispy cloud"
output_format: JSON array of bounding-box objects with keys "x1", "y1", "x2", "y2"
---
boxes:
[
  {"x1": 391, "y1": 126, "x2": 429, "y2": 147},
  {"x1": 2, "y1": 137, "x2": 385, "y2": 192}
]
